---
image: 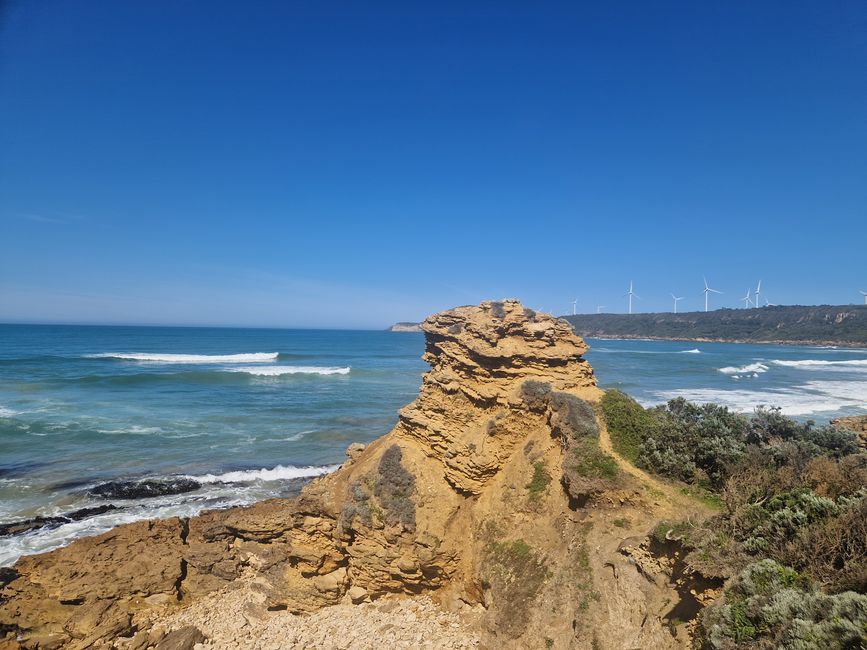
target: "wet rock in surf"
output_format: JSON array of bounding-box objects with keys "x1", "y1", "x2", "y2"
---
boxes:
[
  {"x1": 0, "y1": 505, "x2": 120, "y2": 536},
  {"x1": 90, "y1": 478, "x2": 201, "y2": 499}
]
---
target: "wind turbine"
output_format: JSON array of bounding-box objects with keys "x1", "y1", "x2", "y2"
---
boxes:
[
  {"x1": 860, "y1": 290, "x2": 867, "y2": 305},
  {"x1": 571, "y1": 298, "x2": 577, "y2": 315},
  {"x1": 741, "y1": 289, "x2": 753, "y2": 308},
  {"x1": 754, "y1": 281, "x2": 762, "y2": 309},
  {"x1": 671, "y1": 294, "x2": 684, "y2": 314},
  {"x1": 625, "y1": 281, "x2": 641, "y2": 314},
  {"x1": 765, "y1": 298, "x2": 777, "y2": 307},
  {"x1": 703, "y1": 276, "x2": 722, "y2": 312},
  {"x1": 596, "y1": 305, "x2": 606, "y2": 314}
]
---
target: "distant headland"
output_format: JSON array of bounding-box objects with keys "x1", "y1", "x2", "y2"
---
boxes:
[
  {"x1": 387, "y1": 322, "x2": 423, "y2": 332},
  {"x1": 561, "y1": 304, "x2": 867, "y2": 347}
]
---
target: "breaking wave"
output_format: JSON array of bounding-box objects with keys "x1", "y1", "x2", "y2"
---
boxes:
[
  {"x1": 771, "y1": 359, "x2": 867, "y2": 370},
  {"x1": 229, "y1": 365, "x2": 351, "y2": 376},
  {"x1": 190, "y1": 464, "x2": 339, "y2": 484},
  {"x1": 88, "y1": 352, "x2": 279, "y2": 364},
  {"x1": 718, "y1": 362, "x2": 769, "y2": 375}
]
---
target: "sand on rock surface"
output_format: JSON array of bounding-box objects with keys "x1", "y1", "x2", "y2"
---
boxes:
[{"x1": 142, "y1": 576, "x2": 480, "y2": 650}]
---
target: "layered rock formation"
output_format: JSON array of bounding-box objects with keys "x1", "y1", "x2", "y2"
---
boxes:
[{"x1": 1, "y1": 300, "x2": 695, "y2": 649}]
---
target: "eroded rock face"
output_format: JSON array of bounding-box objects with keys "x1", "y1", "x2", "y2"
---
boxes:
[
  {"x1": 832, "y1": 415, "x2": 867, "y2": 450},
  {"x1": 399, "y1": 300, "x2": 597, "y2": 494},
  {"x1": 1, "y1": 300, "x2": 614, "y2": 649}
]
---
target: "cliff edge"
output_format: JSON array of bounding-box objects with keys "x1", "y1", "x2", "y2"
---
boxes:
[{"x1": 1, "y1": 300, "x2": 704, "y2": 649}]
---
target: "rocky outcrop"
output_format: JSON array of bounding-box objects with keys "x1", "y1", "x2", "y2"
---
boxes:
[
  {"x1": 1, "y1": 300, "x2": 697, "y2": 649},
  {"x1": 832, "y1": 415, "x2": 867, "y2": 451}
]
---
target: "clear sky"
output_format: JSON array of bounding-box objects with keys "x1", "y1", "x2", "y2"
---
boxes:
[{"x1": 1, "y1": 1, "x2": 865, "y2": 328}]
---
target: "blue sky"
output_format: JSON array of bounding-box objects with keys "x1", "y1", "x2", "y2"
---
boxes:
[{"x1": 1, "y1": 1, "x2": 865, "y2": 328}]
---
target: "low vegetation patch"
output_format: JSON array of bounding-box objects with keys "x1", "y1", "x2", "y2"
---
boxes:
[
  {"x1": 526, "y1": 460, "x2": 552, "y2": 503},
  {"x1": 560, "y1": 426, "x2": 621, "y2": 506},
  {"x1": 549, "y1": 391, "x2": 599, "y2": 439},
  {"x1": 518, "y1": 381, "x2": 620, "y2": 505},
  {"x1": 608, "y1": 390, "x2": 867, "y2": 647},
  {"x1": 700, "y1": 559, "x2": 867, "y2": 649},
  {"x1": 340, "y1": 444, "x2": 417, "y2": 533},
  {"x1": 483, "y1": 538, "x2": 550, "y2": 637},
  {"x1": 374, "y1": 444, "x2": 416, "y2": 531},
  {"x1": 602, "y1": 391, "x2": 861, "y2": 491}
]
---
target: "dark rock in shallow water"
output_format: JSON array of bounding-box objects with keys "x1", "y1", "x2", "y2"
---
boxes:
[
  {"x1": 0, "y1": 567, "x2": 18, "y2": 587},
  {"x1": 0, "y1": 504, "x2": 120, "y2": 536},
  {"x1": 90, "y1": 477, "x2": 201, "y2": 500},
  {"x1": 66, "y1": 504, "x2": 120, "y2": 520}
]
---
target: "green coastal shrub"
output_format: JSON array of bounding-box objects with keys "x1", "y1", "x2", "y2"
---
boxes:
[
  {"x1": 600, "y1": 389, "x2": 657, "y2": 464},
  {"x1": 526, "y1": 461, "x2": 552, "y2": 503},
  {"x1": 700, "y1": 559, "x2": 867, "y2": 649},
  {"x1": 684, "y1": 481, "x2": 867, "y2": 591},
  {"x1": 601, "y1": 395, "x2": 860, "y2": 491},
  {"x1": 750, "y1": 406, "x2": 859, "y2": 457},
  {"x1": 642, "y1": 398, "x2": 750, "y2": 488}
]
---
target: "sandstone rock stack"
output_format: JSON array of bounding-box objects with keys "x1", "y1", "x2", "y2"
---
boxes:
[{"x1": 1, "y1": 300, "x2": 686, "y2": 649}]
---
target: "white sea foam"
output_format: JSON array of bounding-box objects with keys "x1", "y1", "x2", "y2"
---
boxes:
[
  {"x1": 680, "y1": 349, "x2": 702, "y2": 354},
  {"x1": 718, "y1": 362, "x2": 769, "y2": 375},
  {"x1": 652, "y1": 376, "x2": 867, "y2": 416},
  {"x1": 191, "y1": 464, "x2": 339, "y2": 484},
  {"x1": 771, "y1": 358, "x2": 867, "y2": 370},
  {"x1": 96, "y1": 425, "x2": 164, "y2": 435},
  {"x1": 230, "y1": 365, "x2": 351, "y2": 376},
  {"x1": 264, "y1": 430, "x2": 314, "y2": 442},
  {"x1": 0, "y1": 483, "x2": 287, "y2": 566},
  {"x1": 802, "y1": 380, "x2": 867, "y2": 404},
  {"x1": 89, "y1": 352, "x2": 279, "y2": 363},
  {"x1": 0, "y1": 406, "x2": 18, "y2": 417}
]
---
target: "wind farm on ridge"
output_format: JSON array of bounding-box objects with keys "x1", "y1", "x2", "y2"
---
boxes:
[{"x1": 566, "y1": 278, "x2": 867, "y2": 316}]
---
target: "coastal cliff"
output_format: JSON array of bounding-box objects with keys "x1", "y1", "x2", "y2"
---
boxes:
[{"x1": 1, "y1": 301, "x2": 711, "y2": 649}]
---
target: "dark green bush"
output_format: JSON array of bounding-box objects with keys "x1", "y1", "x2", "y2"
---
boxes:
[
  {"x1": 750, "y1": 407, "x2": 859, "y2": 457},
  {"x1": 641, "y1": 398, "x2": 750, "y2": 488}
]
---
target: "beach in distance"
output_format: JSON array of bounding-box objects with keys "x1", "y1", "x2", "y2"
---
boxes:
[{"x1": 1, "y1": 323, "x2": 865, "y2": 566}]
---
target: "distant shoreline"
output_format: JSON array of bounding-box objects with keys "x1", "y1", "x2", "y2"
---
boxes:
[
  {"x1": 562, "y1": 304, "x2": 867, "y2": 349},
  {"x1": 581, "y1": 334, "x2": 867, "y2": 349}
]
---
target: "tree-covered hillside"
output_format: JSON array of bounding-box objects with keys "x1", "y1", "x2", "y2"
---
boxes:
[{"x1": 561, "y1": 305, "x2": 867, "y2": 346}]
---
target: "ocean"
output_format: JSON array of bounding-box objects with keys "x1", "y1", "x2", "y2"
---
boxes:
[{"x1": 1, "y1": 324, "x2": 866, "y2": 566}]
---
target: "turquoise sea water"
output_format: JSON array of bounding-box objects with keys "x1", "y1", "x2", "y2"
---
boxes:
[{"x1": 1, "y1": 324, "x2": 865, "y2": 565}]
